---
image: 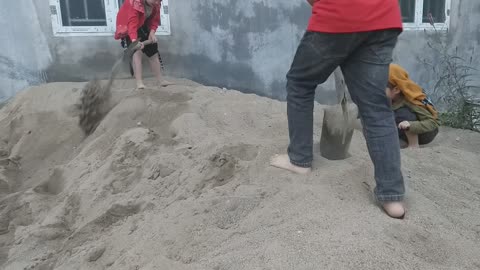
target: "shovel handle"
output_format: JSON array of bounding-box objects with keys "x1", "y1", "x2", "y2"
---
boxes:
[
  {"x1": 141, "y1": 40, "x2": 155, "y2": 46},
  {"x1": 137, "y1": 39, "x2": 155, "y2": 47},
  {"x1": 130, "y1": 40, "x2": 156, "y2": 51}
]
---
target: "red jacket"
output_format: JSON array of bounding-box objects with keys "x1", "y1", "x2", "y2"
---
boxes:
[{"x1": 115, "y1": 0, "x2": 161, "y2": 40}]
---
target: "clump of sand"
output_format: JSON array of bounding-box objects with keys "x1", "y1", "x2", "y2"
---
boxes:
[{"x1": 0, "y1": 78, "x2": 479, "y2": 270}]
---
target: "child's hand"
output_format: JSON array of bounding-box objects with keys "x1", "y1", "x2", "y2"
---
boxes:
[
  {"x1": 132, "y1": 39, "x2": 145, "y2": 50},
  {"x1": 149, "y1": 31, "x2": 157, "y2": 43},
  {"x1": 398, "y1": 121, "x2": 411, "y2": 130}
]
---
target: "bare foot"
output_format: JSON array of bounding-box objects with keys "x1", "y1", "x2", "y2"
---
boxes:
[
  {"x1": 159, "y1": 80, "x2": 173, "y2": 87},
  {"x1": 270, "y1": 154, "x2": 311, "y2": 174},
  {"x1": 382, "y1": 202, "x2": 406, "y2": 219}
]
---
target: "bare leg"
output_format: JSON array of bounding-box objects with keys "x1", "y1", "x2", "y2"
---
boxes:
[
  {"x1": 148, "y1": 53, "x2": 171, "y2": 86},
  {"x1": 405, "y1": 131, "x2": 419, "y2": 148},
  {"x1": 133, "y1": 50, "x2": 145, "y2": 89}
]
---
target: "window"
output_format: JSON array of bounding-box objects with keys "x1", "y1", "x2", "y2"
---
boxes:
[
  {"x1": 399, "y1": 0, "x2": 451, "y2": 30},
  {"x1": 60, "y1": 0, "x2": 107, "y2": 26},
  {"x1": 50, "y1": 0, "x2": 170, "y2": 36}
]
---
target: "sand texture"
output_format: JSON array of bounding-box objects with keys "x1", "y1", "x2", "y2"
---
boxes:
[{"x1": 0, "y1": 78, "x2": 479, "y2": 270}]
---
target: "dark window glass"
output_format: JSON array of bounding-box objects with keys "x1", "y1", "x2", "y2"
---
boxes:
[
  {"x1": 399, "y1": 0, "x2": 415, "y2": 23},
  {"x1": 423, "y1": 0, "x2": 446, "y2": 23},
  {"x1": 60, "y1": 0, "x2": 107, "y2": 27}
]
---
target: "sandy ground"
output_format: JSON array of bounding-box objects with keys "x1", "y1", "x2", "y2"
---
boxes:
[{"x1": 0, "y1": 78, "x2": 479, "y2": 270}]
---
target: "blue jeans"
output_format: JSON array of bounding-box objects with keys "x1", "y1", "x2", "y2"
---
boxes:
[{"x1": 286, "y1": 30, "x2": 404, "y2": 202}]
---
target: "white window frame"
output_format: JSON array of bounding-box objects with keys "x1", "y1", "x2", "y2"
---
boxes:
[
  {"x1": 49, "y1": 0, "x2": 170, "y2": 36},
  {"x1": 402, "y1": 0, "x2": 451, "y2": 31}
]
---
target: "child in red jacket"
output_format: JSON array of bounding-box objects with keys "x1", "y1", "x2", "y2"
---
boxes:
[{"x1": 115, "y1": 0, "x2": 167, "y2": 89}]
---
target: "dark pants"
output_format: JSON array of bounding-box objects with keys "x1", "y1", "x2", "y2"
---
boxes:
[
  {"x1": 286, "y1": 30, "x2": 404, "y2": 202},
  {"x1": 395, "y1": 107, "x2": 439, "y2": 145}
]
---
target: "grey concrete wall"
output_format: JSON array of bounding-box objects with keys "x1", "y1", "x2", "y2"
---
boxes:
[
  {"x1": 0, "y1": 0, "x2": 51, "y2": 103},
  {"x1": 161, "y1": 0, "x2": 311, "y2": 100},
  {"x1": 0, "y1": 0, "x2": 123, "y2": 104},
  {"x1": 1, "y1": 0, "x2": 479, "y2": 105}
]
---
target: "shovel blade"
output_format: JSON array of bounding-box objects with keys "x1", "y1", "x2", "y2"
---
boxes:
[{"x1": 319, "y1": 104, "x2": 357, "y2": 160}]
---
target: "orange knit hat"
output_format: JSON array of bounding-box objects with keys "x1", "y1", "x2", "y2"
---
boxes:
[{"x1": 389, "y1": 64, "x2": 438, "y2": 119}]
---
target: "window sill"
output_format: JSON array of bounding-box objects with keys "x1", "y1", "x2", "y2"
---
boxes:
[
  {"x1": 52, "y1": 31, "x2": 171, "y2": 37},
  {"x1": 402, "y1": 23, "x2": 449, "y2": 31}
]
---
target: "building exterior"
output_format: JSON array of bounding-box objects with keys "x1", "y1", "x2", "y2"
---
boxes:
[{"x1": 0, "y1": 0, "x2": 478, "y2": 105}]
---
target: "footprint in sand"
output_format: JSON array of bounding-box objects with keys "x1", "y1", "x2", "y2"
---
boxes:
[
  {"x1": 33, "y1": 168, "x2": 65, "y2": 195},
  {"x1": 384, "y1": 224, "x2": 452, "y2": 265},
  {"x1": 105, "y1": 129, "x2": 153, "y2": 194},
  {"x1": 86, "y1": 244, "x2": 106, "y2": 262},
  {"x1": 33, "y1": 194, "x2": 81, "y2": 241},
  {"x1": 0, "y1": 156, "x2": 19, "y2": 195},
  {"x1": 106, "y1": 167, "x2": 142, "y2": 195},
  {"x1": 221, "y1": 143, "x2": 259, "y2": 162},
  {"x1": 11, "y1": 202, "x2": 34, "y2": 227},
  {"x1": 0, "y1": 174, "x2": 10, "y2": 194},
  {"x1": 193, "y1": 144, "x2": 259, "y2": 195},
  {"x1": 73, "y1": 202, "x2": 143, "y2": 235},
  {"x1": 0, "y1": 211, "x2": 10, "y2": 235},
  {"x1": 61, "y1": 202, "x2": 143, "y2": 254},
  {"x1": 148, "y1": 163, "x2": 176, "y2": 180},
  {"x1": 191, "y1": 152, "x2": 238, "y2": 196},
  {"x1": 105, "y1": 203, "x2": 142, "y2": 219},
  {"x1": 209, "y1": 197, "x2": 260, "y2": 230}
]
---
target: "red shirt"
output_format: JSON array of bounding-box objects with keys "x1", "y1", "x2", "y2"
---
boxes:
[
  {"x1": 115, "y1": 0, "x2": 161, "y2": 40},
  {"x1": 307, "y1": 0, "x2": 402, "y2": 33}
]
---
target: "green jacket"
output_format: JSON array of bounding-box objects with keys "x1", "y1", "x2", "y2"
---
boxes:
[{"x1": 392, "y1": 98, "x2": 439, "y2": 134}]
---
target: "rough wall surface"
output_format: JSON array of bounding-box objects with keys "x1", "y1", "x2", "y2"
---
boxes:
[
  {"x1": 0, "y1": 0, "x2": 51, "y2": 103},
  {"x1": 1, "y1": 0, "x2": 478, "y2": 104}
]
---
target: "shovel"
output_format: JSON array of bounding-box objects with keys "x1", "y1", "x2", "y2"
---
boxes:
[
  {"x1": 319, "y1": 68, "x2": 358, "y2": 160},
  {"x1": 77, "y1": 40, "x2": 155, "y2": 135}
]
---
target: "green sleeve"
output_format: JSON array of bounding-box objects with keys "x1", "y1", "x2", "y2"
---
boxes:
[{"x1": 407, "y1": 104, "x2": 439, "y2": 134}]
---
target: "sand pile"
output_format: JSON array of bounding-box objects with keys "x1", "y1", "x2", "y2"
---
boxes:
[{"x1": 0, "y1": 78, "x2": 479, "y2": 270}]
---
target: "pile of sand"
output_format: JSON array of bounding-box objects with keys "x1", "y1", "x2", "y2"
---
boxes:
[{"x1": 0, "y1": 78, "x2": 479, "y2": 270}]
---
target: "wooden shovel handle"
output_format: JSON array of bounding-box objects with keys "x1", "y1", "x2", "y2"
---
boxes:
[
  {"x1": 132, "y1": 40, "x2": 155, "y2": 51},
  {"x1": 140, "y1": 40, "x2": 155, "y2": 46}
]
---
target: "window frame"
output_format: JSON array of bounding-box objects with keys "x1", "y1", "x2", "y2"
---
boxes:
[
  {"x1": 49, "y1": 0, "x2": 171, "y2": 36},
  {"x1": 402, "y1": 0, "x2": 451, "y2": 31}
]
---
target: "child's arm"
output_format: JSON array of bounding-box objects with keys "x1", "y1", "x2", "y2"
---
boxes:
[
  {"x1": 127, "y1": 5, "x2": 141, "y2": 41},
  {"x1": 407, "y1": 105, "x2": 439, "y2": 134}
]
